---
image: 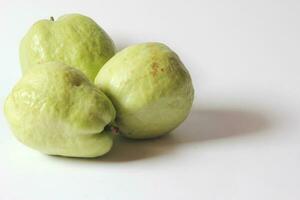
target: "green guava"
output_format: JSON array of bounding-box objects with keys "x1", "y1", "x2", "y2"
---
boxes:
[
  {"x1": 20, "y1": 13, "x2": 116, "y2": 81},
  {"x1": 95, "y1": 42, "x2": 194, "y2": 139},
  {"x1": 4, "y1": 62, "x2": 116, "y2": 157}
]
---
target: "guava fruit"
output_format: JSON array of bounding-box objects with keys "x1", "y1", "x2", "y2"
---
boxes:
[
  {"x1": 95, "y1": 42, "x2": 194, "y2": 139},
  {"x1": 20, "y1": 13, "x2": 116, "y2": 81},
  {"x1": 4, "y1": 62, "x2": 116, "y2": 157}
]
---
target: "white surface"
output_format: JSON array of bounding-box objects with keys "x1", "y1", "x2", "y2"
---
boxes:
[{"x1": 1, "y1": 0, "x2": 300, "y2": 199}]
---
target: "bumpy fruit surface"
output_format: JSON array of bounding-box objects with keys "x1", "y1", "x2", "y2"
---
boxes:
[
  {"x1": 20, "y1": 13, "x2": 116, "y2": 81},
  {"x1": 4, "y1": 62, "x2": 116, "y2": 157},
  {"x1": 95, "y1": 43, "x2": 194, "y2": 139}
]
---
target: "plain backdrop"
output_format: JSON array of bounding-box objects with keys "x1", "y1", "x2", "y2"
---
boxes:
[{"x1": 0, "y1": 0, "x2": 300, "y2": 199}]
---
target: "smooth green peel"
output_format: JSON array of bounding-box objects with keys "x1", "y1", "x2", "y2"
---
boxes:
[
  {"x1": 95, "y1": 42, "x2": 194, "y2": 139},
  {"x1": 20, "y1": 13, "x2": 116, "y2": 81},
  {"x1": 4, "y1": 62, "x2": 116, "y2": 157}
]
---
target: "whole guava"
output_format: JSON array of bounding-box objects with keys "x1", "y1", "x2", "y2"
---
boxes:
[
  {"x1": 4, "y1": 62, "x2": 116, "y2": 158},
  {"x1": 95, "y1": 43, "x2": 194, "y2": 139},
  {"x1": 20, "y1": 13, "x2": 116, "y2": 81}
]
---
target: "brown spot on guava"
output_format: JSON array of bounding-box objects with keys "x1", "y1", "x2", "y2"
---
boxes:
[{"x1": 151, "y1": 62, "x2": 159, "y2": 77}]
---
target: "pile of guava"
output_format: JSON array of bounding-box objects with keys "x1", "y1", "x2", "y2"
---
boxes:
[{"x1": 4, "y1": 14, "x2": 194, "y2": 158}]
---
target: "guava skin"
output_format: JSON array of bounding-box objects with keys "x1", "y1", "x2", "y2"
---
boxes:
[
  {"x1": 95, "y1": 43, "x2": 194, "y2": 139},
  {"x1": 4, "y1": 62, "x2": 116, "y2": 157},
  {"x1": 20, "y1": 13, "x2": 116, "y2": 81}
]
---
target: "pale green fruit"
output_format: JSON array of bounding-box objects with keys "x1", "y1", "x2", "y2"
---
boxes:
[
  {"x1": 95, "y1": 43, "x2": 194, "y2": 139},
  {"x1": 4, "y1": 62, "x2": 116, "y2": 158},
  {"x1": 20, "y1": 13, "x2": 116, "y2": 81}
]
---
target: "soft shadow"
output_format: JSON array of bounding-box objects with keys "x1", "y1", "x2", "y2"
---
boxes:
[
  {"x1": 172, "y1": 108, "x2": 270, "y2": 143},
  {"x1": 100, "y1": 108, "x2": 271, "y2": 162},
  {"x1": 47, "y1": 108, "x2": 271, "y2": 163},
  {"x1": 100, "y1": 134, "x2": 175, "y2": 162}
]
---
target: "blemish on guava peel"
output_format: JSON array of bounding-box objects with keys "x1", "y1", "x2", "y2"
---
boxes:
[{"x1": 151, "y1": 62, "x2": 159, "y2": 77}]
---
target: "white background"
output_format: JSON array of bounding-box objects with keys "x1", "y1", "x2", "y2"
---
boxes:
[{"x1": 0, "y1": 0, "x2": 300, "y2": 199}]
